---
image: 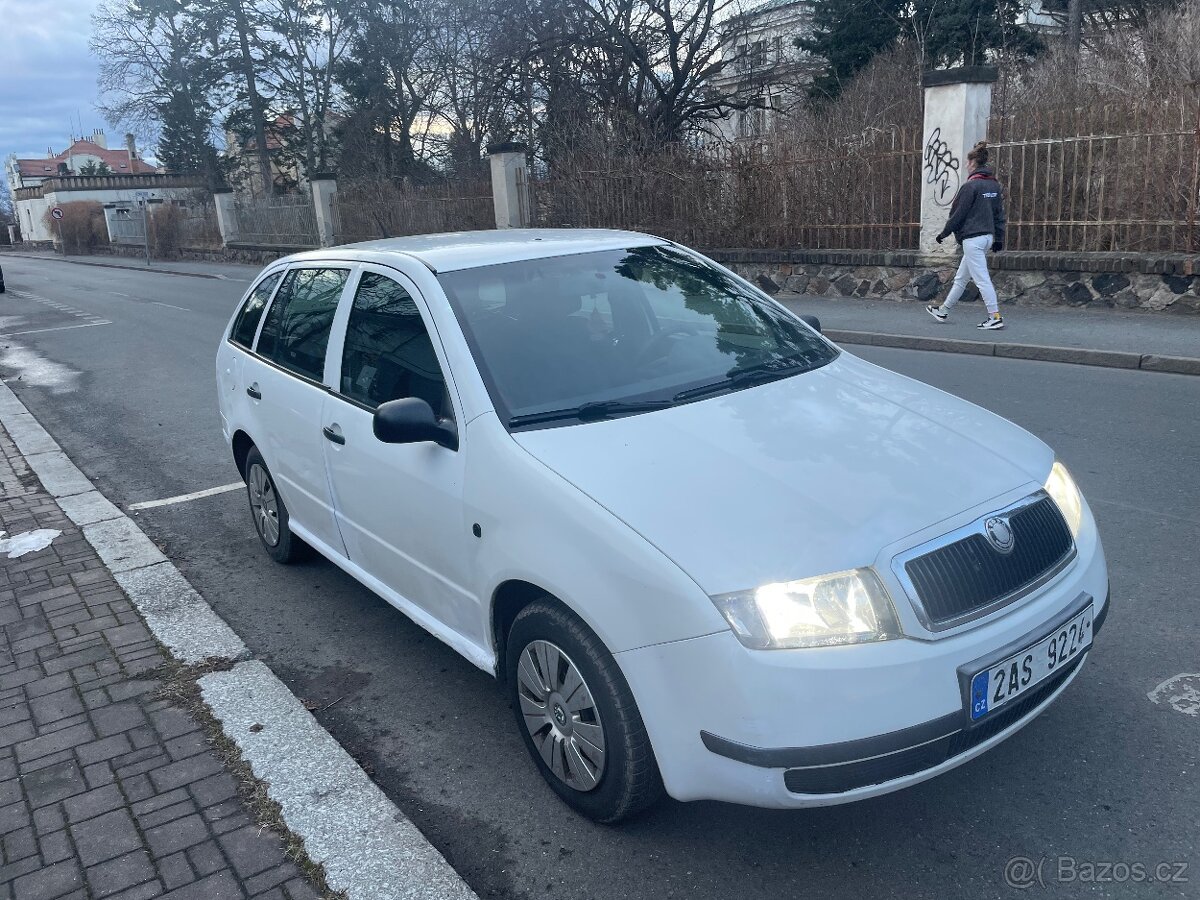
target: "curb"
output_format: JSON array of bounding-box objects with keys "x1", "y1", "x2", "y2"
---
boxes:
[
  {"x1": 1, "y1": 251, "x2": 227, "y2": 280},
  {"x1": 824, "y1": 329, "x2": 1200, "y2": 376},
  {"x1": 0, "y1": 379, "x2": 478, "y2": 900}
]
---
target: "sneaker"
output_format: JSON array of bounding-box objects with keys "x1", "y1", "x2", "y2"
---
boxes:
[
  {"x1": 926, "y1": 305, "x2": 948, "y2": 322},
  {"x1": 977, "y1": 316, "x2": 1005, "y2": 330}
]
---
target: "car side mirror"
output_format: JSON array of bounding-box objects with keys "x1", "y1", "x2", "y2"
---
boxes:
[
  {"x1": 373, "y1": 398, "x2": 458, "y2": 451},
  {"x1": 800, "y1": 314, "x2": 822, "y2": 334}
]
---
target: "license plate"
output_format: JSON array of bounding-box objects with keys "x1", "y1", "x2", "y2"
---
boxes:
[{"x1": 969, "y1": 605, "x2": 1093, "y2": 721}]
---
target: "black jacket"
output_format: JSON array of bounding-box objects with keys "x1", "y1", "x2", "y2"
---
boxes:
[{"x1": 938, "y1": 166, "x2": 1007, "y2": 249}]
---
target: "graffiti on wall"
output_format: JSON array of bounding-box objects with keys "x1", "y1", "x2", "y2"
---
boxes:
[{"x1": 923, "y1": 128, "x2": 960, "y2": 207}]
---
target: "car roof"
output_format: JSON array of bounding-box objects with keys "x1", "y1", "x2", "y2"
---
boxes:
[{"x1": 283, "y1": 228, "x2": 669, "y2": 273}]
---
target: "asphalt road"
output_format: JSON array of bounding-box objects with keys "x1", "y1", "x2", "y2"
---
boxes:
[{"x1": 2, "y1": 254, "x2": 1197, "y2": 900}]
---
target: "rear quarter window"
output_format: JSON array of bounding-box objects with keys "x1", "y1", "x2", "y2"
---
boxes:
[{"x1": 230, "y1": 272, "x2": 283, "y2": 348}]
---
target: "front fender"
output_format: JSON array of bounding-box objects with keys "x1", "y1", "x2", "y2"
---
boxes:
[{"x1": 464, "y1": 414, "x2": 728, "y2": 658}]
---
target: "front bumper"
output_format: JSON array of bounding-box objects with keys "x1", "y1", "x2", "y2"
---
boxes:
[{"x1": 616, "y1": 528, "x2": 1108, "y2": 808}]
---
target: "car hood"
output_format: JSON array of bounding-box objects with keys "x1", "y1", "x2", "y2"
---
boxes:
[{"x1": 511, "y1": 354, "x2": 1053, "y2": 595}]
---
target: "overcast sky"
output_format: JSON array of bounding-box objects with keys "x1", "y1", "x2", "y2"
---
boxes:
[{"x1": 1, "y1": 0, "x2": 111, "y2": 162}]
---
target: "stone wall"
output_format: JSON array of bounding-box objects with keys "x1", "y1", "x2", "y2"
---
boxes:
[
  {"x1": 89, "y1": 242, "x2": 297, "y2": 266},
  {"x1": 708, "y1": 249, "x2": 1200, "y2": 314}
]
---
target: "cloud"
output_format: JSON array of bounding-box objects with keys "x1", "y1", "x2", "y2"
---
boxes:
[{"x1": 0, "y1": 0, "x2": 108, "y2": 160}]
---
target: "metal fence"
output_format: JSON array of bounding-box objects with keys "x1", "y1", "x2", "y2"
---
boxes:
[
  {"x1": 331, "y1": 180, "x2": 494, "y2": 243},
  {"x1": 989, "y1": 102, "x2": 1200, "y2": 253},
  {"x1": 526, "y1": 130, "x2": 922, "y2": 251},
  {"x1": 176, "y1": 205, "x2": 222, "y2": 248},
  {"x1": 229, "y1": 193, "x2": 319, "y2": 247}
]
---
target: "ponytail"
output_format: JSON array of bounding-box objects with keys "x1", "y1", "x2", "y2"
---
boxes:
[{"x1": 967, "y1": 141, "x2": 990, "y2": 166}]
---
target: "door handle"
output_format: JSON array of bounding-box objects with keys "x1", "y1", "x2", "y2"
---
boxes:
[
  {"x1": 322, "y1": 425, "x2": 345, "y2": 445},
  {"x1": 246, "y1": 384, "x2": 261, "y2": 400}
]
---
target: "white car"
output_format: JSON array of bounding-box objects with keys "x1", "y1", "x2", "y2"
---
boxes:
[{"x1": 216, "y1": 230, "x2": 1109, "y2": 822}]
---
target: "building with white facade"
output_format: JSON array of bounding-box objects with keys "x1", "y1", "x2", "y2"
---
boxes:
[
  {"x1": 12, "y1": 174, "x2": 205, "y2": 244},
  {"x1": 5, "y1": 130, "x2": 159, "y2": 195},
  {"x1": 710, "y1": 0, "x2": 818, "y2": 141}
]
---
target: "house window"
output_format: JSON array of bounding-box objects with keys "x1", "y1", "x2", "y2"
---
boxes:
[{"x1": 747, "y1": 40, "x2": 767, "y2": 69}]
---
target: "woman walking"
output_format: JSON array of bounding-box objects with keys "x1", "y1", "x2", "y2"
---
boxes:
[{"x1": 926, "y1": 141, "x2": 1008, "y2": 330}]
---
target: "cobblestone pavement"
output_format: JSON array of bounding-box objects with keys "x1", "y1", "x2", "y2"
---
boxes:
[{"x1": 0, "y1": 423, "x2": 324, "y2": 900}]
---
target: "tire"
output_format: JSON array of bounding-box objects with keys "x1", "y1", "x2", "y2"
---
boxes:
[
  {"x1": 243, "y1": 447, "x2": 310, "y2": 564},
  {"x1": 506, "y1": 598, "x2": 664, "y2": 823}
]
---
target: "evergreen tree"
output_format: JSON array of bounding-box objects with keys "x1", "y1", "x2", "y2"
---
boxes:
[
  {"x1": 157, "y1": 87, "x2": 223, "y2": 181},
  {"x1": 802, "y1": 0, "x2": 1043, "y2": 99},
  {"x1": 913, "y1": 0, "x2": 1044, "y2": 67},
  {"x1": 800, "y1": 0, "x2": 905, "y2": 99}
]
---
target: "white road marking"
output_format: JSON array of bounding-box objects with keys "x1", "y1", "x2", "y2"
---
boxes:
[
  {"x1": 128, "y1": 482, "x2": 244, "y2": 510},
  {"x1": 1148, "y1": 673, "x2": 1200, "y2": 717},
  {"x1": 0, "y1": 321, "x2": 112, "y2": 337},
  {"x1": 151, "y1": 301, "x2": 190, "y2": 311}
]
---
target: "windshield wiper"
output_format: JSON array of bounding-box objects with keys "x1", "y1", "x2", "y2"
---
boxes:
[
  {"x1": 672, "y1": 361, "x2": 811, "y2": 403},
  {"x1": 509, "y1": 398, "x2": 673, "y2": 427}
]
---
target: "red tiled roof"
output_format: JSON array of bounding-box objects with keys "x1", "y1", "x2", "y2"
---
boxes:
[
  {"x1": 12, "y1": 140, "x2": 160, "y2": 178},
  {"x1": 16, "y1": 159, "x2": 58, "y2": 177}
]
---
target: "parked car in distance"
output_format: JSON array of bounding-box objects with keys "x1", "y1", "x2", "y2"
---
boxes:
[{"x1": 216, "y1": 230, "x2": 1109, "y2": 823}]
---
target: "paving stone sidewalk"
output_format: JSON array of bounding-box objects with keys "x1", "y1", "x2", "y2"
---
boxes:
[{"x1": 0, "y1": 423, "x2": 324, "y2": 900}]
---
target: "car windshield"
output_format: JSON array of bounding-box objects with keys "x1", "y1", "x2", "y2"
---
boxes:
[{"x1": 437, "y1": 245, "x2": 837, "y2": 427}]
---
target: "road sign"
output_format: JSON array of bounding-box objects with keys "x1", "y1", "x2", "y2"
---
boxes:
[
  {"x1": 134, "y1": 191, "x2": 150, "y2": 204},
  {"x1": 51, "y1": 207, "x2": 64, "y2": 220}
]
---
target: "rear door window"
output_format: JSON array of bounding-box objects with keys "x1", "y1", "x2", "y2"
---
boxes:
[
  {"x1": 256, "y1": 267, "x2": 350, "y2": 382},
  {"x1": 230, "y1": 272, "x2": 282, "y2": 348}
]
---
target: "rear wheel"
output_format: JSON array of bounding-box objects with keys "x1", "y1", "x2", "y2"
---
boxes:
[
  {"x1": 243, "y1": 447, "x2": 309, "y2": 563},
  {"x1": 506, "y1": 599, "x2": 663, "y2": 823}
]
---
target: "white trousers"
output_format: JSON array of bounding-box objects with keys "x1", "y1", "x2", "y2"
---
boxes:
[{"x1": 941, "y1": 234, "x2": 999, "y2": 315}]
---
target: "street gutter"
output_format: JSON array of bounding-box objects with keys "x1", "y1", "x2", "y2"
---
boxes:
[{"x1": 1, "y1": 251, "x2": 227, "y2": 280}]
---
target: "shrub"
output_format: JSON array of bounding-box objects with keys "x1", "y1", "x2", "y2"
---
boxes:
[
  {"x1": 44, "y1": 202, "x2": 109, "y2": 254},
  {"x1": 149, "y1": 203, "x2": 183, "y2": 257}
]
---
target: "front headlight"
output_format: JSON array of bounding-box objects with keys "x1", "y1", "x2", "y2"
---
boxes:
[
  {"x1": 1044, "y1": 460, "x2": 1083, "y2": 537},
  {"x1": 710, "y1": 568, "x2": 900, "y2": 650}
]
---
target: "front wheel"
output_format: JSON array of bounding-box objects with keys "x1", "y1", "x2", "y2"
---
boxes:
[{"x1": 506, "y1": 599, "x2": 663, "y2": 823}]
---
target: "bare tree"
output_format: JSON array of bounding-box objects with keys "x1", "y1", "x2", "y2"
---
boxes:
[
  {"x1": 568, "y1": 0, "x2": 755, "y2": 142},
  {"x1": 260, "y1": 0, "x2": 355, "y2": 177}
]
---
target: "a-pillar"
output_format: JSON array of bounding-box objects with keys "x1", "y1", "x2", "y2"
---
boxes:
[
  {"x1": 919, "y1": 66, "x2": 997, "y2": 258},
  {"x1": 310, "y1": 173, "x2": 339, "y2": 247},
  {"x1": 488, "y1": 142, "x2": 530, "y2": 229}
]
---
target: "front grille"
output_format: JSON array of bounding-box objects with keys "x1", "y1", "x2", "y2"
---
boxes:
[{"x1": 904, "y1": 496, "x2": 1073, "y2": 627}]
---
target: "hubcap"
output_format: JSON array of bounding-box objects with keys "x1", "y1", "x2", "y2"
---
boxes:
[
  {"x1": 516, "y1": 640, "x2": 606, "y2": 792},
  {"x1": 247, "y1": 464, "x2": 280, "y2": 547}
]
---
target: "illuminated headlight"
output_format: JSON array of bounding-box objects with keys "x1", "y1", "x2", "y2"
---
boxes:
[
  {"x1": 1044, "y1": 460, "x2": 1084, "y2": 537},
  {"x1": 711, "y1": 568, "x2": 900, "y2": 650}
]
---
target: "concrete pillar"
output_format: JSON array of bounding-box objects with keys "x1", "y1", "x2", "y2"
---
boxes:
[
  {"x1": 487, "y1": 142, "x2": 530, "y2": 229},
  {"x1": 212, "y1": 188, "x2": 238, "y2": 246},
  {"x1": 6, "y1": 225, "x2": 15, "y2": 245},
  {"x1": 101, "y1": 204, "x2": 119, "y2": 244},
  {"x1": 919, "y1": 66, "x2": 997, "y2": 257},
  {"x1": 310, "y1": 174, "x2": 338, "y2": 247}
]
